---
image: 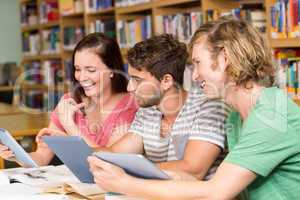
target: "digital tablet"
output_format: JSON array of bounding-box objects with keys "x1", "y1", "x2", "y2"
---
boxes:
[
  {"x1": 0, "y1": 128, "x2": 38, "y2": 168},
  {"x1": 43, "y1": 136, "x2": 94, "y2": 183},
  {"x1": 94, "y1": 152, "x2": 170, "y2": 180}
]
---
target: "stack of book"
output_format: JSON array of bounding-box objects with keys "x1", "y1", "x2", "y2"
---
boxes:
[
  {"x1": 85, "y1": 0, "x2": 113, "y2": 13},
  {"x1": 206, "y1": 8, "x2": 266, "y2": 33},
  {"x1": 21, "y1": 90, "x2": 44, "y2": 109},
  {"x1": 20, "y1": 1, "x2": 38, "y2": 26},
  {"x1": 60, "y1": 0, "x2": 84, "y2": 15},
  {"x1": 43, "y1": 60, "x2": 63, "y2": 86},
  {"x1": 39, "y1": 0, "x2": 59, "y2": 24},
  {"x1": 23, "y1": 62, "x2": 43, "y2": 84},
  {"x1": 88, "y1": 19, "x2": 116, "y2": 38},
  {"x1": 22, "y1": 32, "x2": 41, "y2": 56},
  {"x1": 155, "y1": 11, "x2": 203, "y2": 43},
  {"x1": 117, "y1": 15, "x2": 151, "y2": 48},
  {"x1": 270, "y1": 0, "x2": 300, "y2": 39},
  {"x1": 115, "y1": 0, "x2": 150, "y2": 7},
  {"x1": 41, "y1": 27, "x2": 60, "y2": 55},
  {"x1": 275, "y1": 49, "x2": 300, "y2": 99},
  {"x1": 63, "y1": 26, "x2": 85, "y2": 51}
]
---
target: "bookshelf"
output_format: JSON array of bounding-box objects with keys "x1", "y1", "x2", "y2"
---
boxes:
[{"x1": 18, "y1": 0, "x2": 300, "y2": 109}]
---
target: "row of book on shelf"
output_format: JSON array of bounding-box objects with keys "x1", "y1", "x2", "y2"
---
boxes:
[
  {"x1": 85, "y1": 0, "x2": 113, "y2": 12},
  {"x1": 155, "y1": 12, "x2": 203, "y2": 44},
  {"x1": 117, "y1": 15, "x2": 152, "y2": 48},
  {"x1": 22, "y1": 28, "x2": 60, "y2": 56},
  {"x1": 87, "y1": 20, "x2": 116, "y2": 37},
  {"x1": 20, "y1": 60, "x2": 64, "y2": 110},
  {"x1": 23, "y1": 61, "x2": 63, "y2": 86},
  {"x1": 60, "y1": 0, "x2": 84, "y2": 15},
  {"x1": 276, "y1": 49, "x2": 300, "y2": 100},
  {"x1": 20, "y1": 90, "x2": 63, "y2": 111},
  {"x1": 115, "y1": 0, "x2": 150, "y2": 7},
  {"x1": 270, "y1": 0, "x2": 300, "y2": 39},
  {"x1": 205, "y1": 7, "x2": 266, "y2": 33},
  {"x1": 22, "y1": 25, "x2": 85, "y2": 56},
  {"x1": 20, "y1": 0, "x2": 59, "y2": 26}
]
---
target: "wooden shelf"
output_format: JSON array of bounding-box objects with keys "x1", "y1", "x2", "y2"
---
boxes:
[
  {"x1": 0, "y1": 86, "x2": 14, "y2": 92},
  {"x1": 237, "y1": 0, "x2": 264, "y2": 5},
  {"x1": 86, "y1": 7, "x2": 115, "y2": 15},
  {"x1": 22, "y1": 55, "x2": 41, "y2": 61},
  {"x1": 19, "y1": 0, "x2": 32, "y2": 4},
  {"x1": 61, "y1": 12, "x2": 84, "y2": 18},
  {"x1": 19, "y1": 83, "x2": 65, "y2": 91},
  {"x1": 40, "y1": 21, "x2": 60, "y2": 29},
  {"x1": 40, "y1": 53, "x2": 61, "y2": 60},
  {"x1": 21, "y1": 24, "x2": 40, "y2": 32},
  {"x1": 116, "y1": 2, "x2": 153, "y2": 14},
  {"x1": 153, "y1": 0, "x2": 199, "y2": 8},
  {"x1": 270, "y1": 38, "x2": 300, "y2": 48}
]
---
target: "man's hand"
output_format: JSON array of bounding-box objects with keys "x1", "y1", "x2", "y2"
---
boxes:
[{"x1": 88, "y1": 156, "x2": 134, "y2": 194}]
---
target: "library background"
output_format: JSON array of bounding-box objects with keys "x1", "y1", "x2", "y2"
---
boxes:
[{"x1": 0, "y1": 0, "x2": 299, "y2": 168}]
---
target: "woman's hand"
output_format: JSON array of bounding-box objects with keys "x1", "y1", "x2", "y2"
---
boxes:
[
  {"x1": 0, "y1": 143, "x2": 16, "y2": 162},
  {"x1": 88, "y1": 156, "x2": 134, "y2": 194},
  {"x1": 56, "y1": 98, "x2": 85, "y2": 132},
  {"x1": 35, "y1": 128, "x2": 68, "y2": 149}
]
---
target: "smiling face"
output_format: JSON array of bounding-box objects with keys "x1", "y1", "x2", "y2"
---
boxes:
[
  {"x1": 74, "y1": 49, "x2": 112, "y2": 98},
  {"x1": 191, "y1": 36, "x2": 228, "y2": 99},
  {"x1": 127, "y1": 65, "x2": 162, "y2": 107}
]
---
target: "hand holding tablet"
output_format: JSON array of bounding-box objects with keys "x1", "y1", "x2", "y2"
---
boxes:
[
  {"x1": 0, "y1": 128, "x2": 38, "y2": 168},
  {"x1": 93, "y1": 152, "x2": 170, "y2": 180}
]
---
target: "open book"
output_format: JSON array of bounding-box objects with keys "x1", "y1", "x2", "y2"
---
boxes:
[{"x1": 0, "y1": 165, "x2": 105, "y2": 200}]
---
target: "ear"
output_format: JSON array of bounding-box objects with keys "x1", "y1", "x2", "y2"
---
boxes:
[
  {"x1": 217, "y1": 48, "x2": 229, "y2": 72},
  {"x1": 160, "y1": 74, "x2": 174, "y2": 91}
]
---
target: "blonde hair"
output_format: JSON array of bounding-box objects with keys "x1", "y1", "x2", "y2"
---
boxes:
[{"x1": 190, "y1": 17, "x2": 275, "y2": 87}]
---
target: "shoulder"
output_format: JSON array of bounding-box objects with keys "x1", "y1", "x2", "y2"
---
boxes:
[{"x1": 187, "y1": 87, "x2": 230, "y2": 114}]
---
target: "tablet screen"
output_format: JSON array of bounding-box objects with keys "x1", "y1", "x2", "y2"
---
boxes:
[{"x1": 0, "y1": 128, "x2": 38, "y2": 168}]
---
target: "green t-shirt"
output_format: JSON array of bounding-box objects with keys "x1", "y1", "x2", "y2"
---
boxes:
[{"x1": 225, "y1": 87, "x2": 300, "y2": 200}]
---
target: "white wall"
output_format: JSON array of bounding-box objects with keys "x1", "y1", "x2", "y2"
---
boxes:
[{"x1": 0, "y1": 0, "x2": 22, "y2": 64}]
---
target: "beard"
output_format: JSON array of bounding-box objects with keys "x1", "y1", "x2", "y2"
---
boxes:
[{"x1": 136, "y1": 90, "x2": 162, "y2": 108}]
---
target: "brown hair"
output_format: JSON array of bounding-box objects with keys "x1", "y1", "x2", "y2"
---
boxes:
[
  {"x1": 190, "y1": 17, "x2": 275, "y2": 87},
  {"x1": 127, "y1": 34, "x2": 188, "y2": 86},
  {"x1": 71, "y1": 33, "x2": 127, "y2": 103}
]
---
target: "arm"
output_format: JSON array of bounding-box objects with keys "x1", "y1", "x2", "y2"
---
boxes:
[
  {"x1": 88, "y1": 157, "x2": 256, "y2": 200},
  {"x1": 157, "y1": 140, "x2": 221, "y2": 179},
  {"x1": 157, "y1": 100, "x2": 228, "y2": 178},
  {"x1": 29, "y1": 122, "x2": 61, "y2": 166},
  {"x1": 95, "y1": 132, "x2": 144, "y2": 155}
]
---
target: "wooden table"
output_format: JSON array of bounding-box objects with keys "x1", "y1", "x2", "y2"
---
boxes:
[{"x1": 0, "y1": 113, "x2": 49, "y2": 169}]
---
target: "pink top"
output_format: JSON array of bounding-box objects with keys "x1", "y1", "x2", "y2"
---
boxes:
[{"x1": 51, "y1": 93, "x2": 138, "y2": 147}]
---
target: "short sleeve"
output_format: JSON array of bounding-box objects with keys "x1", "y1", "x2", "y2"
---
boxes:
[
  {"x1": 189, "y1": 100, "x2": 229, "y2": 149},
  {"x1": 225, "y1": 114, "x2": 297, "y2": 177},
  {"x1": 128, "y1": 108, "x2": 146, "y2": 136}
]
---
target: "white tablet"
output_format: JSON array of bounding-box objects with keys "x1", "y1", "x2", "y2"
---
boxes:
[
  {"x1": 0, "y1": 128, "x2": 38, "y2": 167},
  {"x1": 43, "y1": 136, "x2": 94, "y2": 183},
  {"x1": 94, "y1": 152, "x2": 170, "y2": 180}
]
